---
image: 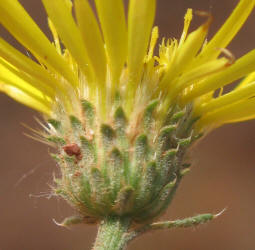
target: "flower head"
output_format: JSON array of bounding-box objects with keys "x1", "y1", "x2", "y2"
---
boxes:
[{"x1": 1, "y1": 0, "x2": 255, "y2": 223}]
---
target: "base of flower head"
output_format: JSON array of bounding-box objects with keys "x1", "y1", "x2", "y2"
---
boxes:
[{"x1": 47, "y1": 98, "x2": 201, "y2": 224}]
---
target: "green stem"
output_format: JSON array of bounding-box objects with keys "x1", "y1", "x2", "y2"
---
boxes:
[{"x1": 93, "y1": 216, "x2": 131, "y2": 250}]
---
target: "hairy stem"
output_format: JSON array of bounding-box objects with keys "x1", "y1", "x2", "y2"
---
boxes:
[{"x1": 93, "y1": 216, "x2": 131, "y2": 250}]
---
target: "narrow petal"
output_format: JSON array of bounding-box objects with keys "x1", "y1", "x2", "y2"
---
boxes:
[
  {"x1": 195, "y1": 81, "x2": 255, "y2": 115},
  {"x1": 0, "y1": 38, "x2": 67, "y2": 95},
  {"x1": 159, "y1": 15, "x2": 211, "y2": 90},
  {"x1": 236, "y1": 71, "x2": 255, "y2": 89},
  {"x1": 0, "y1": 62, "x2": 52, "y2": 114},
  {"x1": 0, "y1": 62, "x2": 52, "y2": 104},
  {"x1": 0, "y1": 58, "x2": 55, "y2": 98},
  {"x1": 48, "y1": 19, "x2": 62, "y2": 54},
  {"x1": 197, "y1": 82, "x2": 255, "y2": 114},
  {"x1": 0, "y1": 84, "x2": 51, "y2": 115},
  {"x1": 42, "y1": 0, "x2": 94, "y2": 83},
  {"x1": 198, "y1": 0, "x2": 255, "y2": 61},
  {"x1": 128, "y1": 0, "x2": 156, "y2": 83},
  {"x1": 94, "y1": 0, "x2": 127, "y2": 86},
  {"x1": 170, "y1": 57, "x2": 229, "y2": 99},
  {"x1": 182, "y1": 49, "x2": 255, "y2": 103},
  {"x1": 75, "y1": 0, "x2": 107, "y2": 84},
  {"x1": 196, "y1": 98, "x2": 255, "y2": 130},
  {"x1": 0, "y1": 0, "x2": 77, "y2": 86}
]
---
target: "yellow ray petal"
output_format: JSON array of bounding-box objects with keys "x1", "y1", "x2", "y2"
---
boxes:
[
  {"x1": 0, "y1": 83, "x2": 51, "y2": 115},
  {"x1": 74, "y1": 0, "x2": 107, "y2": 84},
  {"x1": 94, "y1": 0, "x2": 127, "y2": 88},
  {"x1": 0, "y1": 63, "x2": 52, "y2": 114},
  {"x1": 170, "y1": 57, "x2": 229, "y2": 100},
  {"x1": 0, "y1": 38, "x2": 68, "y2": 95},
  {"x1": 198, "y1": 0, "x2": 255, "y2": 62},
  {"x1": 196, "y1": 98, "x2": 255, "y2": 130},
  {"x1": 159, "y1": 14, "x2": 212, "y2": 90},
  {"x1": 195, "y1": 81, "x2": 255, "y2": 115},
  {"x1": 236, "y1": 71, "x2": 255, "y2": 89},
  {"x1": 0, "y1": 62, "x2": 52, "y2": 105},
  {"x1": 182, "y1": 49, "x2": 255, "y2": 104},
  {"x1": 0, "y1": 58, "x2": 55, "y2": 98},
  {"x1": 128, "y1": 0, "x2": 156, "y2": 83},
  {"x1": 48, "y1": 19, "x2": 61, "y2": 54},
  {"x1": 42, "y1": 0, "x2": 94, "y2": 83},
  {"x1": 0, "y1": 0, "x2": 77, "y2": 86}
]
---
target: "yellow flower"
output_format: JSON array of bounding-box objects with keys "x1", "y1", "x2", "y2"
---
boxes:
[
  {"x1": 0, "y1": 0, "x2": 255, "y2": 134},
  {"x1": 3, "y1": 1, "x2": 255, "y2": 232}
]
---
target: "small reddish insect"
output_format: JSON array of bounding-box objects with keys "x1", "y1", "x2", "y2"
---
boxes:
[
  {"x1": 73, "y1": 171, "x2": 82, "y2": 177},
  {"x1": 63, "y1": 143, "x2": 82, "y2": 161}
]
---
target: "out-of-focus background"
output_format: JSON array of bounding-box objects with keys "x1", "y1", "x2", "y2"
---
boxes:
[{"x1": 1, "y1": 0, "x2": 255, "y2": 249}]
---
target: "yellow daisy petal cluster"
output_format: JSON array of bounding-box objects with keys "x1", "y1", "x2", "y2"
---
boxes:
[
  {"x1": 2, "y1": 2, "x2": 255, "y2": 245},
  {"x1": 0, "y1": 0, "x2": 254, "y2": 134}
]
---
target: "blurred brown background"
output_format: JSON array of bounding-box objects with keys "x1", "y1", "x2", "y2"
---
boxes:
[{"x1": 1, "y1": 0, "x2": 255, "y2": 249}]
